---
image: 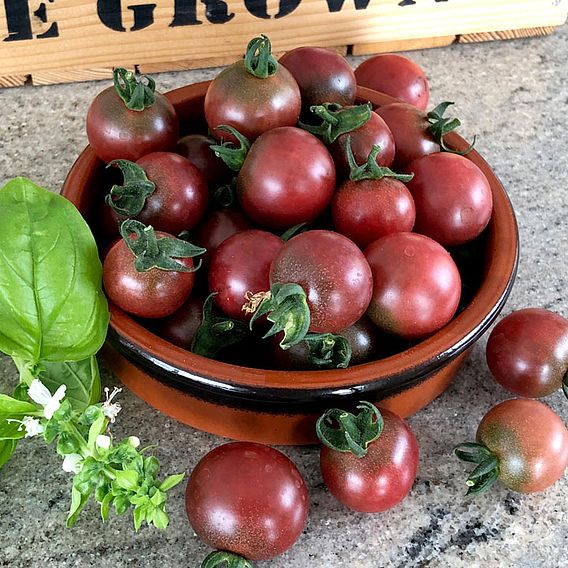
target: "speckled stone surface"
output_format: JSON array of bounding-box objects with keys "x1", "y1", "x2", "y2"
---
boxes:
[{"x1": 1, "y1": 25, "x2": 568, "y2": 568}]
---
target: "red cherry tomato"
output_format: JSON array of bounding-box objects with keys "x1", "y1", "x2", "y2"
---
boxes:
[
  {"x1": 320, "y1": 408, "x2": 419, "y2": 512},
  {"x1": 185, "y1": 442, "x2": 309, "y2": 561},
  {"x1": 270, "y1": 230, "x2": 373, "y2": 333},
  {"x1": 330, "y1": 110, "x2": 395, "y2": 178},
  {"x1": 376, "y1": 102, "x2": 439, "y2": 168},
  {"x1": 355, "y1": 54, "x2": 430, "y2": 110},
  {"x1": 131, "y1": 152, "x2": 209, "y2": 234},
  {"x1": 86, "y1": 75, "x2": 178, "y2": 163},
  {"x1": 406, "y1": 153, "x2": 493, "y2": 246},
  {"x1": 365, "y1": 232, "x2": 461, "y2": 339},
  {"x1": 458, "y1": 399, "x2": 568, "y2": 494},
  {"x1": 204, "y1": 38, "x2": 301, "y2": 142},
  {"x1": 153, "y1": 295, "x2": 205, "y2": 350},
  {"x1": 176, "y1": 134, "x2": 231, "y2": 186},
  {"x1": 237, "y1": 127, "x2": 336, "y2": 230},
  {"x1": 279, "y1": 46, "x2": 356, "y2": 109},
  {"x1": 103, "y1": 233, "x2": 196, "y2": 319},
  {"x1": 486, "y1": 308, "x2": 568, "y2": 398},
  {"x1": 332, "y1": 177, "x2": 415, "y2": 248},
  {"x1": 208, "y1": 230, "x2": 284, "y2": 321}
]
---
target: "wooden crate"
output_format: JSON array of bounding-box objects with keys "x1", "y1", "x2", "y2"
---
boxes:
[{"x1": 0, "y1": 0, "x2": 566, "y2": 87}]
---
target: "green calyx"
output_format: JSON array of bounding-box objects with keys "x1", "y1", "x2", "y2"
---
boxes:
[
  {"x1": 454, "y1": 442, "x2": 500, "y2": 495},
  {"x1": 563, "y1": 369, "x2": 568, "y2": 400},
  {"x1": 316, "y1": 401, "x2": 384, "y2": 458},
  {"x1": 346, "y1": 138, "x2": 414, "y2": 183},
  {"x1": 303, "y1": 333, "x2": 352, "y2": 369},
  {"x1": 245, "y1": 283, "x2": 310, "y2": 349},
  {"x1": 243, "y1": 34, "x2": 278, "y2": 79},
  {"x1": 280, "y1": 223, "x2": 307, "y2": 242},
  {"x1": 105, "y1": 160, "x2": 155, "y2": 216},
  {"x1": 113, "y1": 67, "x2": 156, "y2": 111},
  {"x1": 210, "y1": 126, "x2": 251, "y2": 172},
  {"x1": 119, "y1": 220, "x2": 205, "y2": 273},
  {"x1": 191, "y1": 294, "x2": 250, "y2": 358},
  {"x1": 213, "y1": 178, "x2": 237, "y2": 208},
  {"x1": 299, "y1": 102, "x2": 372, "y2": 145},
  {"x1": 201, "y1": 551, "x2": 253, "y2": 568},
  {"x1": 427, "y1": 101, "x2": 476, "y2": 155}
]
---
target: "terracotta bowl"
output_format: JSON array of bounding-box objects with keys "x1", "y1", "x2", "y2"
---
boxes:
[{"x1": 62, "y1": 81, "x2": 519, "y2": 445}]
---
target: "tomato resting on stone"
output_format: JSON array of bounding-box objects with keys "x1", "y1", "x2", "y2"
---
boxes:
[
  {"x1": 455, "y1": 399, "x2": 568, "y2": 494},
  {"x1": 317, "y1": 402, "x2": 419, "y2": 512},
  {"x1": 185, "y1": 442, "x2": 309, "y2": 562},
  {"x1": 365, "y1": 232, "x2": 461, "y2": 339},
  {"x1": 86, "y1": 68, "x2": 179, "y2": 164}
]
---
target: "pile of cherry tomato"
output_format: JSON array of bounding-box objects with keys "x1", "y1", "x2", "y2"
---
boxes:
[{"x1": 84, "y1": 36, "x2": 568, "y2": 566}]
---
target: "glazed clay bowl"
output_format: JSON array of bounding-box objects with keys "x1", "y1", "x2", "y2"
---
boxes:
[{"x1": 62, "y1": 81, "x2": 519, "y2": 445}]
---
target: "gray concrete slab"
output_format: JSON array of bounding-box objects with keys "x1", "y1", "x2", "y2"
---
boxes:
[{"x1": 1, "y1": 25, "x2": 568, "y2": 568}]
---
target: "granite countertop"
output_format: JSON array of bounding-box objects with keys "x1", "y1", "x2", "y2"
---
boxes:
[{"x1": 1, "y1": 25, "x2": 568, "y2": 568}]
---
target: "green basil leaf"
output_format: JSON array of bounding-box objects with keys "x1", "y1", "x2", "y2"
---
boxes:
[
  {"x1": 0, "y1": 439, "x2": 18, "y2": 469},
  {"x1": 114, "y1": 469, "x2": 139, "y2": 492},
  {"x1": 0, "y1": 418, "x2": 27, "y2": 441},
  {"x1": 0, "y1": 178, "x2": 109, "y2": 364},
  {"x1": 151, "y1": 507, "x2": 169, "y2": 530},
  {"x1": 158, "y1": 473, "x2": 185, "y2": 492},
  {"x1": 67, "y1": 486, "x2": 91, "y2": 527},
  {"x1": 0, "y1": 394, "x2": 37, "y2": 416},
  {"x1": 38, "y1": 357, "x2": 101, "y2": 411}
]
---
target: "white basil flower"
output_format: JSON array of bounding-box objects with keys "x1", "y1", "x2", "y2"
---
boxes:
[
  {"x1": 28, "y1": 379, "x2": 66, "y2": 419},
  {"x1": 127, "y1": 436, "x2": 140, "y2": 448},
  {"x1": 102, "y1": 386, "x2": 122, "y2": 423},
  {"x1": 62, "y1": 453, "x2": 83, "y2": 474},
  {"x1": 96, "y1": 434, "x2": 111, "y2": 450},
  {"x1": 5, "y1": 416, "x2": 44, "y2": 438}
]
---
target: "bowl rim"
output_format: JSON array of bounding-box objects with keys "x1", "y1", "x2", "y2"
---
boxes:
[{"x1": 63, "y1": 81, "x2": 519, "y2": 397}]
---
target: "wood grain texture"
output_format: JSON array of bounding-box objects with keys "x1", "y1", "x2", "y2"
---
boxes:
[
  {"x1": 352, "y1": 35, "x2": 456, "y2": 56},
  {"x1": 458, "y1": 26, "x2": 557, "y2": 43},
  {"x1": 0, "y1": 75, "x2": 28, "y2": 87},
  {"x1": 31, "y1": 68, "x2": 114, "y2": 86}
]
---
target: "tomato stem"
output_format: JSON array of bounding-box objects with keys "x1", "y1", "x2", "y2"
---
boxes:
[
  {"x1": 427, "y1": 101, "x2": 476, "y2": 155},
  {"x1": 246, "y1": 283, "x2": 311, "y2": 349},
  {"x1": 454, "y1": 442, "x2": 500, "y2": 495},
  {"x1": 299, "y1": 102, "x2": 372, "y2": 144},
  {"x1": 280, "y1": 223, "x2": 307, "y2": 242},
  {"x1": 201, "y1": 551, "x2": 253, "y2": 568},
  {"x1": 213, "y1": 178, "x2": 237, "y2": 208},
  {"x1": 316, "y1": 401, "x2": 384, "y2": 458},
  {"x1": 192, "y1": 293, "x2": 250, "y2": 358},
  {"x1": 210, "y1": 126, "x2": 251, "y2": 172},
  {"x1": 113, "y1": 68, "x2": 156, "y2": 111},
  {"x1": 346, "y1": 138, "x2": 414, "y2": 183},
  {"x1": 105, "y1": 160, "x2": 155, "y2": 216},
  {"x1": 119, "y1": 220, "x2": 206, "y2": 273},
  {"x1": 243, "y1": 34, "x2": 278, "y2": 79},
  {"x1": 303, "y1": 333, "x2": 352, "y2": 369}
]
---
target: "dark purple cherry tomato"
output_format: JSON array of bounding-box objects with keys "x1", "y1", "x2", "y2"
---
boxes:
[
  {"x1": 193, "y1": 208, "x2": 253, "y2": 265},
  {"x1": 279, "y1": 46, "x2": 356, "y2": 109},
  {"x1": 270, "y1": 230, "x2": 373, "y2": 333},
  {"x1": 486, "y1": 308, "x2": 568, "y2": 398},
  {"x1": 185, "y1": 442, "x2": 309, "y2": 561},
  {"x1": 237, "y1": 127, "x2": 336, "y2": 229},
  {"x1": 330, "y1": 111, "x2": 395, "y2": 178},
  {"x1": 376, "y1": 102, "x2": 439, "y2": 168},
  {"x1": 204, "y1": 37, "x2": 301, "y2": 142},
  {"x1": 458, "y1": 399, "x2": 568, "y2": 494},
  {"x1": 365, "y1": 232, "x2": 461, "y2": 339},
  {"x1": 355, "y1": 54, "x2": 430, "y2": 110},
  {"x1": 153, "y1": 295, "x2": 205, "y2": 350},
  {"x1": 132, "y1": 152, "x2": 209, "y2": 234},
  {"x1": 209, "y1": 230, "x2": 284, "y2": 321},
  {"x1": 406, "y1": 153, "x2": 493, "y2": 246},
  {"x1": 332, "y1": 177, "x2": 415, "y2": 248},
  {"x1": 320, "y1": 408, "x2": 419, "y2": 512},
  {"x1": 176, "y1": 134, "x2": 231, "y2": 186},
  {"x1": 86, "y1": 70, "x2": 179, "y2": 163},
  {"x1": 103, "y1": 233, "x2": 195, "y2": 319}
]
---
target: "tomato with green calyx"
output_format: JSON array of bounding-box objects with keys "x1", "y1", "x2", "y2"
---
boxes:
[
  {"x1": 455, "y1": 399, "x2": 568, "y2": 494},
  {"x1": 106, "y1": 152, "x2": 209, "y2": 235},
  {"x1": 204, "y1": 35, "x2": 301, "y2": 143},
  {"x1": 486, "y1": 308, "x2": 568, "y2": 398},
  {"x1": 365, "y1": 232, "x2": 461, "y2": 339},
  {"x1": 86, "y1": 68, "x2": 179, "y2": 163},
  {"x1": 237, "y1": 127, "x2": 336, "y2": 230},
  {"x1": 317, "y1": 401, "x2": 419, "y2": 512},
  {"x1": 102, "y1": 220, "x2": 205, "y2": 319},
  {"x1": 279, "y1": 46, "x2": 356, "y2": 110},
  {"x1": 332, "y1": 141, "x2": 415, "y2": 248},
  {"x1": 355, "y1": 53, "x2": 430, "y2": 110},
  {"x1": 185, "y1": 442, "x2": 308, "y2": 563}
]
